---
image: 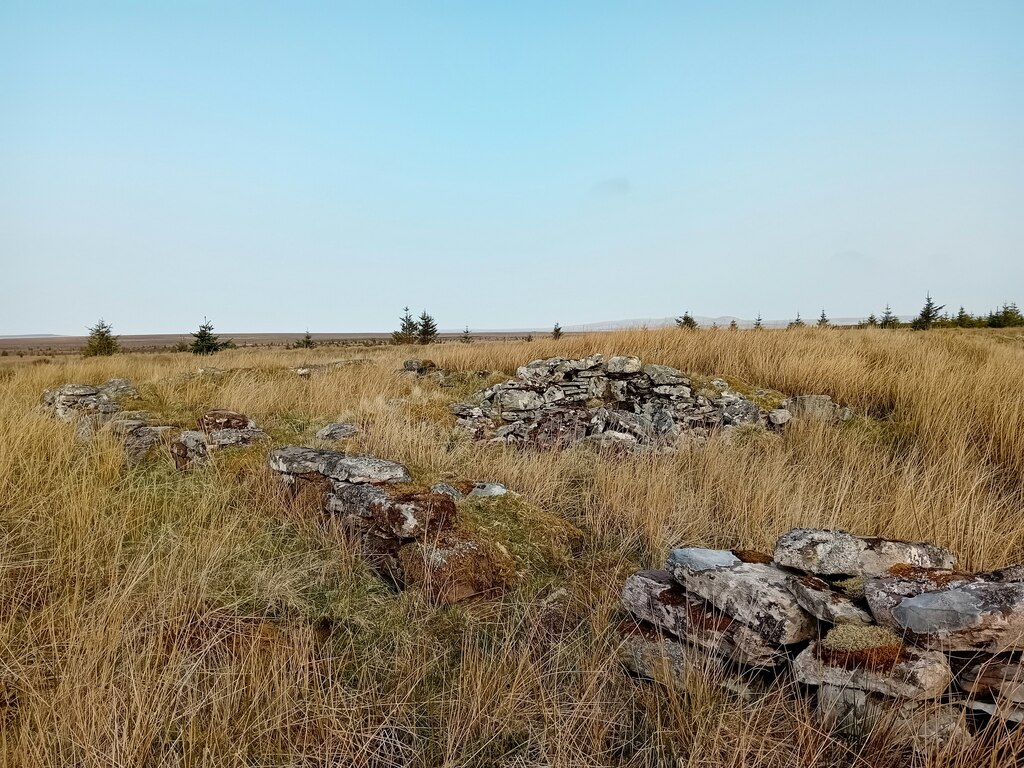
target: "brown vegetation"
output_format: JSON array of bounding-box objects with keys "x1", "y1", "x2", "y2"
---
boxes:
[{"x1": 2, "y1": 326, "x2": 1024, "y2": 765}]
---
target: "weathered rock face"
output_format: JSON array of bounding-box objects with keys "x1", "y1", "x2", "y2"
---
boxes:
[
  {"x1": 397, "y1": 528, "x2": 514, "y2": 605},
  {"x1": 122, "y1": 425, "x2": 177, "y2": 464},
  {"x1": 892, "y1": 582, "x2": 1024, "y2": 652},
  {"x1": 171, "y1": 431, "x2": 209, "y2": 470},
  {"x1": 452, "y1": 355, "x2": 790, "y2": 450},
  {"x1": 774, "y1": 528, "x2": 956, "y2": 577},
  {"x1": 789, "y1": 574, "x2": 873, "y2": 625},
  {"x1": 621, "y1": 570, "x2": 785, "y2": 667},
  {"x1": 268, "y1": 447, "x2": 412, "y2": 485},
  {"x1": 665, "y1": 547, "x2": 741, "y2": 572},
  {"x1": 42, "y1": 378, "x2": 138, "y2": 423},
  {"x1": 197, "y1": 409, "x2": 257, "y2": 432},
  {"x1": 794, "y1": 631, "x2": 952, "y2": 700},
  {"x1": 864, "y1": 569, "x2": 974, "y2": 629},
  {"x1": 316, "y1": 422, "x2": 360, "y2": 441},
  {"x1": 673, "y1": 562, "x2": 816, "y2": 645}
]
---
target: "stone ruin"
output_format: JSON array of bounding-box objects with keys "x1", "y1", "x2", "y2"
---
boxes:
[
  {"x1": 267, "y1": 446, "x2": 517, "y2": 604},
  {"x1": 450, "y1": 354, "x2": 851, "y2": 450},
  {"x1": 619, "y1": 528, "x2": 1024, "y2": 754},
  {"x1": 41, "y1": 379, "x2": 269, "y2": 467}
]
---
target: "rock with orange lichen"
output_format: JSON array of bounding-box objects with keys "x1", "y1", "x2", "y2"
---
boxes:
[
  {"x1": 864, "y1": 568, "x2": 974, "y2": 629},
  {"x1": 398, "y1": 528, "x2": 515, "y2": 605},
  {"x1": 793, "y1": 625, "x2": 951, "y2": 699},
  {"x1": 621, "y1": 570, "x2": 785, "y2": 667},
  {"x1": 676, "y1": 562, "x2": 816, "y2": 645}
]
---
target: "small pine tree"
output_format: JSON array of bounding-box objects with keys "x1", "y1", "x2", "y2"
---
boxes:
[
  {"x1": 524, "y1": 334, "x2": 534, "y2": 343},
  {"x1": 753, "y1": 314, "x2": 763, "y2": 330},
  {"x1": 710, "y1": 322, "x2": 719, "y2": 330},
  {"x1": 417, "y1": 310, "x2": 438, "y2": 345},
  {"x1": 295, "y1": 330, "x2": 316, "y2": 349},
  {"x1": 551, "y1": 323, "x2": 563, "y2": 340},
  {"x1": 817, "y1": 309, "x2": 829, "y2": 327},
  {"x1": 788, "y1": 313, "x2": 805, "y2": 329},
  {"x1": 728, "y1": 320, "x2": 738, "y2": 330},
  {"x1": 865, "y1": 314, "x2": 878, "y2": 326},
  {"x1": 676, "y1": 312, "x2": 698, "y2": 329},
  {"x1": 880, "y1": 305, "x2": 899, "y2": 329},
  {"x1": 391, "y1": 307, "x2": 419, "y2": 345},
  {"x1": 82, "y1": 319, "x2": 119, "y2": 357},
  {"x1": 189, "y1": 318, "x2": 232, "y2": 355},
  {"x1": 911, "y1": 293, "x2": 945, "y2": 330},
  {"x1": 460, "y1": 326, "x2": 474, "y2": 344}
]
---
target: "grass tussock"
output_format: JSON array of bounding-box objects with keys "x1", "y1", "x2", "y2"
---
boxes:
[{"x1": 1, "y1": 326, "x2": 1023, "y2": 766}]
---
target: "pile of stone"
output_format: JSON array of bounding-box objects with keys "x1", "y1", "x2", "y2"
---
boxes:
[
  {"x1": 42, "y1": 378, "x2": 139, "y2": 426},
  {"x1": 450, "y1": 354, "x2": 850, "y2": 450},
  {"x1": 267, "y1": 446, "x2": 514, "y2": 604},
  {"x1": 170, "y1": 409, "x2": 270, "y2": 469},
  {"x1": 620, "y1": 528, "x2": 1024, "y2": 751}
]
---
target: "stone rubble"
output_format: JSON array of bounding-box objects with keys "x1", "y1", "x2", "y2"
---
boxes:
[
  {"x1": 315, "y1": 422, "x2": 360, "y2": 440},
  {"x1": 267, "y1": 446, "x2": 514, "y2": 604},
  {"x1": 619, "y1": 526, "x2": 1024, "y2": 753},
  {"x1": 449, "y1": 354, "x2": 847, "y2": 450}
]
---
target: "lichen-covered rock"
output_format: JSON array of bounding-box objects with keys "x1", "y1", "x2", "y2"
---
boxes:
[
  {"x1": 267, "y1": 447, "x2": 411, "y2": 485},
  {"x1": 891, "y1": 582, "x2": 1024, "y2": 652},
  {"x1": 170, "y1": 430, "x2": 209, "y2": 470},
  {"x1": 328, "y1": 484, "x2": 456, "y2": 539},
  {"x1": 616, "y1": 622, "x2": 689, "y2": 691},
  {"x1": 208, "y1": 427, "x2": 269, "y2": 447},
  {"x1": 794, "y1": 626, "x2": 951, "y2": 699},
  {"x1": 621, "y1": 570, "x2": 785, "y2": 667},
  {"x1": 42, "y1": 378, "x2": 137, "y2": 422},
  {"x1": 773, "y1": 528, "x2": 955, "y2": 577},
  {"x1": 197, "y1": 409, "x2": 258, "y2": 432},
  {"x1": 674, "y1": 562, "x2": 816, "y2": 644},
  {"x1": 864, "y1": 568, "x2": 974, "y2": 629},
  {"x1": 789, "y1": 574, "x2": 874, "y2": 625},
  {"x1": 316, "y1": 422, "x2": 360, "y2": 440},
  {"x1": 398, "y1": 528, "x2": 514, "y2": 605},
  {"x1": 665, "y1": 547, "x2": 741, "y2": 572},
  {"x1": 122, "y1": 424, "x2": 177, "y2": 464}
]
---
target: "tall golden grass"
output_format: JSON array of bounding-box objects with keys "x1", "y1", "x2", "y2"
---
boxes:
[{"x1": 1, "y1": 326, "x2": 1023, "y2": 766}]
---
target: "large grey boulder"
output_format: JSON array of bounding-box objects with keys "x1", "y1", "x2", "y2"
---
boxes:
[
  {"x1": 621, "y1": 570, "x2": 784, "y2": 667},
  {"x1": 672, "y1": 561, "x2": 816, "y2": 645},
  {"x1": 773, "y1": 528, "x2": 955, "y2": 577},
  {"x1": 267, "y1": 447, "x2": 411, "y2": 485},
  {"x1": 892, "y1": 582, "x2": 1024, "y2": 652}
]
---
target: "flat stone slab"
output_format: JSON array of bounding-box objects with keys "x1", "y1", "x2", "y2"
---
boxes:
[
  {"x1": 622, "y1": 570, "x2": 785, "y2": 667},
  {"x1": 793, "y1": 639, "x2": 951, "y2": 700},
  {"x1": 665, "y1": 547, "x2": 741, "y2": 573},
  {"x1": 789, "y1": 575, "x2": 873, "y2": 625},
  {"x1": 267, "y1": 446, "x2": 411, "y2": 484},
  {"x1": 209, "y1": 427, "x2": 269, "y2": 447},
  {"x1": 892, "y1": 582, "x2": 1024, "y2": 652},
  {"x1": 774, "y1": 528, "x2": 955, "y2": 577},
  {"x1": 674, "y1": 562, "x2": 816, "y2": 645},
  {"x1": 959, "y1": 656, "x2": 1024, "y2": 704},
  {"x1": 864, "y1": 570, "x2": 974, "y2": 629}
]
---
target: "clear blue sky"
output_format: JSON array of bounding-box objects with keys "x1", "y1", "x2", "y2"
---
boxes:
[{"x1": 2, "y1": 1, "x2": 1021, "y2": 334}]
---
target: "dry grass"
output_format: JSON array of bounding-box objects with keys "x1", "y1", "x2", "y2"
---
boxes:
[{"x1": 2, "y1": 326, "x2": 1023, "y2": 766}]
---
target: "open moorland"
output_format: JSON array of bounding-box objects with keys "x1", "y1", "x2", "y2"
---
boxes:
[{"x1": 3, "y1": 327, "x2": 1024, "y2": 767}]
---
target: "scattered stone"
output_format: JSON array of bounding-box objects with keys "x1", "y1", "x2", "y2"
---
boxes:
[
  {"x1": 794, "y1": 626, "x2": 951, "y2": 699},
  {"x1": 316, "y1": 422, "x2": 360, "y2": 441},
  {"x1": 773, "y1": 528, "x2": 956, "y2": 577},
  {"x1": 673, "y1": 562, "x2": 816, "y2": 644},
  {"x1": 468, "y1": 482, "x2": 509, "y2": 497},
  {"x1": 431, "y1": 482, "x2": 465, "y2": 500},
  {"x1": 267, "y1": 447, "x2": 412, "y2": 485},
  {"x1": 789, "y1": 574, "x2": 874, "y2": 625},
  {"x1": 398, "y1": 528, "x2": 514, "y2": 605},
  {"x1": 170, "y1": 431, "x2": 209, "y2": 470},
  {"x1": 197, "y1": 409, "x2": 258, "y2": 432}
]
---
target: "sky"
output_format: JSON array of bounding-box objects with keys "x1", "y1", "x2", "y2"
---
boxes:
[{"x1": 1, "y1": 1, "x2": 1022, "y2": 335}]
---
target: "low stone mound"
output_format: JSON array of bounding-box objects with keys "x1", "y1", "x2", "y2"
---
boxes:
[
  {"x1": 42, "y1": 378, "x2": 138, "y2": 424},
  {"x1": 449, "y1": 354, "x2": 834, "y2": 450},
  {"x1": 266, "y1": 447, "x2": 561, "y2": 604},
  {"x1": 619, "y1": 528, "x2": 1024, "y2": 754}
]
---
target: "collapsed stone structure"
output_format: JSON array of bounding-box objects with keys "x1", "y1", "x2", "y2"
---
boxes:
[
  {"x1": 620, "y1": 528, "x2": 1024, "y2": 752},
  {"x1": 41, "y1": 379, "x2": 268, "y2": 467},
  {"x1": 450, "y1": 354, "x2": 850, "y2": 450},
  {"x1": 267, "y1": 446, "x2": 516, "y2": 604}
]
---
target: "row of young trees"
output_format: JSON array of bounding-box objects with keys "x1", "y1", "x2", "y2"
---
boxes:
[
  {"x1": 675, "y1": 296, "x2": 1023, "y2": 331},
  {"x1": 83, "y1": 318, "x2": 235, "y2": 357}
]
